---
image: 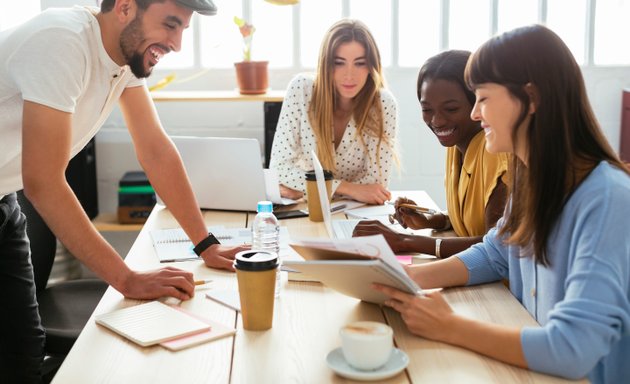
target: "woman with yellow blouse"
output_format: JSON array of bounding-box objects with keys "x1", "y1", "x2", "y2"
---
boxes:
[{"x1": 353, "y1": 50, "x2": 509, "y2": 258}]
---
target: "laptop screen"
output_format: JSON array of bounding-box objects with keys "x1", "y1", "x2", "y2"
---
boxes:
[{"x1": 310, "y1": 150, "x2": 334, "y2": 238}]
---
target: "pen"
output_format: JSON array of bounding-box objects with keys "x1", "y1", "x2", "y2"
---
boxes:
[
  {"x1": 385, "y1": 201, "x2": 438, "y2": 215},
  {"x1": 299, "y1": 203, "x2": 347, "y2": 215},
  {"x1": 331, "y1": 203, "x2": 347, "y2": 213},
  {"x1": 194, "y1": 279, "x2": 213, "y2": 286}
]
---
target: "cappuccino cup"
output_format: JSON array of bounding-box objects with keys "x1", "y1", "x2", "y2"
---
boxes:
[{"x1": 339, "y1": 321, "x2": 393, "y2": 371}]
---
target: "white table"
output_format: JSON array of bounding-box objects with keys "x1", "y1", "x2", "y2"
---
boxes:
[{"x1": 52, "y1": 193, "x2": 586, "y2": 383}]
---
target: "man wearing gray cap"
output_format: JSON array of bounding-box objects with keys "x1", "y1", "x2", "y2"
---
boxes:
[{"x1": 0, "y1": 1, "x2": 247, "y2": 382}]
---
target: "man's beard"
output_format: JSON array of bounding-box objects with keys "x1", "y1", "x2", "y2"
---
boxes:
[{"x1": 119, "y1": 14, "x2": 152, "y2": 78}]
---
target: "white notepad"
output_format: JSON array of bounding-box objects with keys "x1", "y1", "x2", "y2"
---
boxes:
[
  {"x1": 150, "y1": 226, "x2": 291, "y2": 263},
  {"x1": 95, "y1": 301, "x2": 210, "y2": 347}
]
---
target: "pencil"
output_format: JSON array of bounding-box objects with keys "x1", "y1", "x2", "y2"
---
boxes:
[
  {"x1": 194, "y1": 279, "x2": 213, "y2": 286},
  {"x1": 398, "y1": 203, "x2": 438, "y2": 215}
]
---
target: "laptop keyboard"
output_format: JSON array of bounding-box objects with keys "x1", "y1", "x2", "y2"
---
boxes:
[{"x1": 332, "y1": 220, "x2": 362, "y2": 239}]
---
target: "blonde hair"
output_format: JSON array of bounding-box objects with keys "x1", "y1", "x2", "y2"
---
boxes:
[{"x1": 309, "y1": 19, "x2": 391, "y2": 172}]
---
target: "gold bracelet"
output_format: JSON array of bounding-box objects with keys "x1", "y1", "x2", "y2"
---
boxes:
[{"x1": 435, "y1": 238, "x2": 442, "y2": 258}]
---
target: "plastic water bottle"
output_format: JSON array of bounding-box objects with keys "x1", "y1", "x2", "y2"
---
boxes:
[{"x1": 251, "y1": 201, "x2": 281, "y2": 298}]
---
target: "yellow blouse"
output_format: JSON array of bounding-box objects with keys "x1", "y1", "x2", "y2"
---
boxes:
[{"x1": 445, "y1": 131, "x2": 510, "y2": 237}]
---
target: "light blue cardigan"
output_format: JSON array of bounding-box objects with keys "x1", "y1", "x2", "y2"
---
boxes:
[{"x1": 458, "y1": 161, "x2": 630, "y2": 383}]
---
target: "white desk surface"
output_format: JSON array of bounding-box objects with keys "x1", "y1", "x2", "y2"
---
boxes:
[{"x1": 52, "y1": 192, "x2": 586, "y2": 383}]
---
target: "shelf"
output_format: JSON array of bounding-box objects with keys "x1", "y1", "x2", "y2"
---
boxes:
[
  {"x1": 150, "y1": 90, "x2": 285, "y2": 103},
  {"x1": 92, "y1": 213, "x2": 144, "y2": 232}
]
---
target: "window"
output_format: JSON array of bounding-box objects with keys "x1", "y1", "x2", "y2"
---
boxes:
[
  {"x1": 300, "y1": 0, "x2": 342, "y2": 68},
  {"x1": 448, "y1": 0, "x2": 491, "y2": 52},
  {"x1": 11, "y1": 1, "x2": 625, "y2": 69},
  {"x1": 546, "y1": 0, "x2": 587, "y2": 64},
  {"x1": 0, "y1": 0, "x2": 40, "y2": 31},
  {"x1": 252, "y1": 1, "x2": 294, "y2": 66},
  {"x1": 398, "y1": 0, "x2": 440, "y2": 68},
  {"x1": 200, "y1": 0, "x2": 243, "y2": 68},
  {"x1": 349, "y1": 0, "x2": 392, "y2": 67},
  {"x1": 594, "y1": 0, "x2": 630, "y2": 65},
  {"x1": 497, "y1": 0, "x2": 538, "y2": 35}
]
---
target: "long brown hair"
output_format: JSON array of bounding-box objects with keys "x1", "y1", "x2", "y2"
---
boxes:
[
  {"x1": 309, "y1": 19, "x2": 389, "y2": 172},
  {"x1": 465, "y1": 24, "x2": 629, "y2": 265}
]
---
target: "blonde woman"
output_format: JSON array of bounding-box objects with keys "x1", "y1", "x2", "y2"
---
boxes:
[{"x1": 269, "y1": 19, "x2": 397, "y2": 205}]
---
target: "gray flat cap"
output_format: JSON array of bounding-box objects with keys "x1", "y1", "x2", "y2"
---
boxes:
[{"x1": 174, "y1": 0, "x2": 217, "y2": 16}]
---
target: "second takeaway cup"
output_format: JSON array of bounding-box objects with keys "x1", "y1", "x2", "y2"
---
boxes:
[
  {"x1": 234, "y1": 250, "x2": 278, "y2": 331},
  {"x1": 304, "y1": 169, "x2": 333, "y2": 222}
]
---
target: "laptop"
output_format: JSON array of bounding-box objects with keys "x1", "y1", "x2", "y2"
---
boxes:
[
  {"x1": 171, "y1": 136, "x2": 295, "y2": 212},
  {"x1": 310, "y1": 150, "x2": 362, "y2": 238},
  {"x1": 310, "y1": 150, "x2": 415, "y2": 239}
]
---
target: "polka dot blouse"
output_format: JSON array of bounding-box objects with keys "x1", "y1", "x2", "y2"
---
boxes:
[{"x1": 269, "y1": 73, "x2": 398, "y2": 195}]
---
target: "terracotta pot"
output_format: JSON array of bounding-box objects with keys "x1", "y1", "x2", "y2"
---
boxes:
[{"x1": 234, "y1": 60, "x2": 269, "y2": 95}]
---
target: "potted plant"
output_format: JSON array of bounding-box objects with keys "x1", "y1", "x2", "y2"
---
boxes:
[{"x1": 233, "y1": 16, "x2": 269, "y2": 95}]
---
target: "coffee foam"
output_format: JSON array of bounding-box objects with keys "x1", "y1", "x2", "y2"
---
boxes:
[{"x1": 343, "y1": 323, "x2": 389, "y2": 336}]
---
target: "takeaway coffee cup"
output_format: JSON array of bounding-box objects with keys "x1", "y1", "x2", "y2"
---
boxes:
[
  {"x1": 339, "y1": 321, "x2": 393, "y2": 371},
  {"x1": 234, "y1": 250, "x2": 278, "y2": 331},
  {"x1": 304, "y1": 169, "x2": 333, "y2": 222}
]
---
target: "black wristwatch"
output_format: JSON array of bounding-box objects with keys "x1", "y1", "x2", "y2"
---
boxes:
[{"x1": 193, "y1": 233, "x2": 221, "y2": 256}]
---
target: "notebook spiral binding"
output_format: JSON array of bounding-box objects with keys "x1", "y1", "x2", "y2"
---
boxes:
[{"x1": 156, "y1": 235, "x2": 233, "y2": 244}]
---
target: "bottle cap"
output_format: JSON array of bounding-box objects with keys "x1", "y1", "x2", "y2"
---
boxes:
[{"x1": 257, "y1": 201, "x2": 273, "y2": 213}]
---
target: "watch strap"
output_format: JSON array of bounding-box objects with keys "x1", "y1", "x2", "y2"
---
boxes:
[{"x1": 193, "y1": 233, "x2": 221, "y2": 256}]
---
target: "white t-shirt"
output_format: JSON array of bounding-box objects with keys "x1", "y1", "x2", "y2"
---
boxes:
[
  {"x1": 0, "y1": 6, "x2": 144, "y2": 195},
  {"x1": 269, "y1": 73, "x2": 398, "y2": 194}
]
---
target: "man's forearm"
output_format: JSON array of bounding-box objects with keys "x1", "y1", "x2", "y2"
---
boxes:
[
  {"x1": 140, "y1": 144, "x2": 208, "y2": 245},
  {"x1": 24, "y1": 180, "x2": 132, "y2": 292}
]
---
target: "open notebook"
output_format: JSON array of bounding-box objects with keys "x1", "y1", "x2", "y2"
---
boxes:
[
  {"x1": 150, "y1": 226, "x2": 290, "y2": 262},
  {"x1": 283, "y1": 234, "x2": 422, "y2": 304}
]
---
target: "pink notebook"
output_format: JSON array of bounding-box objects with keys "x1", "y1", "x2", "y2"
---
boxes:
[{"x1": 160, "y1": 306, "x2": 236, "y2": 351}]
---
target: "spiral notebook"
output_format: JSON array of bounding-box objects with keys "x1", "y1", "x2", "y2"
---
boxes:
[
  {"x1": 150, "y1": 226, "x2": 250, "y2": 262},
  {"x1": 150, "y1": 226, "x2": 290, "y2": 263}
]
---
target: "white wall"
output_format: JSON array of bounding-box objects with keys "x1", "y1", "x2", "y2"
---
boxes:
[{"x1": 95, "y1": 66, "x2": 630, "y2": 214}]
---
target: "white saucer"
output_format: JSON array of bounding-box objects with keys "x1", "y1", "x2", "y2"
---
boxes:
[{"x1": 326, "y1": 347, "x2": 409, "y2": 381}]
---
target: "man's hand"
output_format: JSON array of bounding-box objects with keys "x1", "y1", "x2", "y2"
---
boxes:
[
  {"x1": 120, "y1": 267, "x2": 195, "y2": 301},
  {"x1": 201, "y1": 244, "x2": 251, "y2": 272}
]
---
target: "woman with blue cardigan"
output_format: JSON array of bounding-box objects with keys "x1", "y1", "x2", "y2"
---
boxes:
[{"x1": 374, "y1": 24, "x2": 630, "y2": 383}]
